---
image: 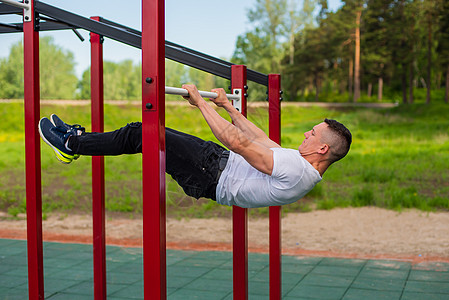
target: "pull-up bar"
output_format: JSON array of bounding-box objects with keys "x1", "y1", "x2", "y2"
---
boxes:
[
  {"x1": 0, "y1": 0, "x2": 31, "y2": 21},
  {"x1": 0, "y1": 0, "x2": 28, "y2": 10},
  {"x1": 165, "y1": 86, "x2": 241, "y2": 101}
]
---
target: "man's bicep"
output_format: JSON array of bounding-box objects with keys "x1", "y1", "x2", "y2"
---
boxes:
[{"x1": 235, "y1": 142, "x2": 274, "y2": 175}]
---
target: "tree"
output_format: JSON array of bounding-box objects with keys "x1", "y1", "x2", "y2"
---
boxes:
[
  {"x1": 0, "y1": 36, "x2": 78, "y2": 99},
  {"x1": 353, "y1": 8, "x2": 362, "y2": 102},
  {"x1": 78, "y1": 60, "x2": 141, "y2": 100},
  {"x1": 283, "y1": 0, "x2": 318, "y2": 100},
  {"x1": 437, "y1": 0, "x2": 449, "y2": 103},
  {"x1": 232, "y1": 29, "x2": 275, "y2": 101},
  {"x1": 418, "y1": 0, "x2": 441, "y2": 104},
  {"x1": 232, "y1": 0, "x2": 288, "y2": 101},
  {"x1": 389, "y1": 0, "x2": 417, "y2": 104},
  {"x1": 0, "y1": 42, "x2": 24, "y2": 99},
  {"x1": 332, "y1": 0, "x2": 365, "y2": 101},
  {"x1": 292, "y1": 26, "x2": 327, "y2": 101},
  {"x1": 363, "y1": 0, "x2": 393, "y2": 101},
  {"x1": 247, "y1": 0, "x2": 287, "y2": 72}
]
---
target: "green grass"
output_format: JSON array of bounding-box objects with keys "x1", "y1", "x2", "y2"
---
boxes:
[{"x1": 0, "y1": 101, "x2": 448, "y2": 218}]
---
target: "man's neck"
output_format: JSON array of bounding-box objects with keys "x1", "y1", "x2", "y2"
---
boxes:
[{"x1": 304, "y1": 156, "x2": 328, "y2": 177}]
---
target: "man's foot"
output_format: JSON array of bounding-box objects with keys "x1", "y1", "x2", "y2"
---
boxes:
[
  {"x1": 38, "y1": 117, "x2": 76, "y2": 164},
  {"x1": 50, "y1": 114, "x2": 84, "y2": 160}
]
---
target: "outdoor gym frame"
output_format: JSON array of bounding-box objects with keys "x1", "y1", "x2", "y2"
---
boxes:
[{"x1": 0, "y1": 1, "x2": 282, "y2": 299}]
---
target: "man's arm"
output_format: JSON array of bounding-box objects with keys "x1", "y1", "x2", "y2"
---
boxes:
[
  {"x1": 209, "y1": 88, "x2": 281, "y2": 149},
  {"x1": 182, "y1": 85, "x2": 274, "y2": 175}
]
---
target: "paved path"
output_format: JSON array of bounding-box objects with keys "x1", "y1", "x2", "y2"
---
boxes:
[{"x1": 1, "y1": 239, "x2": 448, "y2": 299}]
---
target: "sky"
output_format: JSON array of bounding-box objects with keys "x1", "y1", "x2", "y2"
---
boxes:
[{"x1": 0, "y1": 0, "x2": 342, "y2": 77}]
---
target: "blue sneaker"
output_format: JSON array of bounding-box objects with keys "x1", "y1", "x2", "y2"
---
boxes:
[
  {"x1": 38, "y1": 117, "x2": 76, "y2": 164},
  {"x1": 50, "y1": 114, "x2": 84, "y2": 160}
]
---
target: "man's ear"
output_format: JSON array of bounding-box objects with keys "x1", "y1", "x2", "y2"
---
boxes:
[{"x1": 318, "y1": 144, "x2": 329, "y2": 155}]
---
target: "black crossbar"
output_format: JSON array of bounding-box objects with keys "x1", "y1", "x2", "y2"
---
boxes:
[
  {"x1": 0, "y1": 22, "x2": 22, "y2": 33},
  {"x1": 0, "y1": 1, "x2": 269, "y2": 85},
  {"x1": 35, "y1": 1, "x2": 142, "y2": 47},
  {"x1": 99, "y1": 17, "x2": 140, "y2": 36},
  {"x1": 0, "y1": 3, "x2": 21, "y2": 15}
]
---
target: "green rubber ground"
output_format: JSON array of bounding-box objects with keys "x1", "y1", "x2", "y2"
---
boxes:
[{"x1": 1, "y1": 239, "x2": 448, "y2": 299}]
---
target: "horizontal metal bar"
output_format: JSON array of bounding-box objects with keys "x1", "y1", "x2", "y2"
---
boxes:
[
  {"x1": 35, "y1": 1, "x2": 141, "y2": 47},
  {"x1": 39, "y1": 17, "x2": 81, "y2": 31},
  {"x1": 166, "y1": 41, "x2": 233, "y2": 68},
  {"x1": 0, "y1": 21, "x2": 21, "y2": 31},
  {"x1": 247, "y1": 70, "x2": 269, "y2": 86},
  {"x1": 165, "y1": 86, "x2": 240, "y2": 101},
  {"x1": 99, "y1": 17, "x2": 140, "y2": 36},
  {"x1": 0, "y1": 2, "x2": 21, "y2": 14},
  {"x1": 0, "y1": 21, "x2": 20, "y2": 28},
  {"x1": 0, "y1": 20, "x2": 82, "y2": 33},
  {"x1": 0, "y1": 0, "x2": 28, "y2": 10}
]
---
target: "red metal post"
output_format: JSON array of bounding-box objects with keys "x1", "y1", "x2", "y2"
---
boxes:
[
  {"x1": 90, "y1": 16, "x2": 106, "y2": 300},
  {"x1": 231, "y1": 65, "x2": 248, "y2": 300},
  {"x1": 141, "y1": 0, "x2": 166, "y2": 299},
  {"x1": 268, "y1": 74, "x2": 282, "y2": 300},
  {"x1": 24, "y1": 1, "x2": 44, "y2": 298}
]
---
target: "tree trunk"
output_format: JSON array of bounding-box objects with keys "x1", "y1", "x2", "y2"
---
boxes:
[
  {"x1": 348, "y1": 59, "x2": 353, "y2": 100},
  {"x1": 378, "y1": 77, "x2": 383, "y2": 101},
  {"x1": 426, "y1": 18, "x2": 432, "y2": 104},
  {"x1": 409, "y1": 62, "x2": 414, "y2": 103},
  {"x1": 315, "y1": 73, "x2": 320, "y2": 101},
  {"x1": 444, "y1": 64, "x2": 449, "y2": 103},
  {"x1": 402, "y1": 64, "x2": 408, "y2": 104},
  {"x1": 340, "y1": 80, "x2": 346, "y2": 94},
  {"x1": 333, "y1": 61, "x2": 338, "y2": 94},
  {"x1": 367, "y1": 83, "x2": 372, "y2": 98},
  {"x1": 420, "y1": 77, "x2": 427, "y2": 89},
  {"x1": 289, "y1": 32, "x2": 297, "y2": 101},
  {"x1": 436, "y1": 72, "x2": 441, "y2": 90},
  {"x1": 353, "y1": 10, "x2": 361, "y2": 102}
]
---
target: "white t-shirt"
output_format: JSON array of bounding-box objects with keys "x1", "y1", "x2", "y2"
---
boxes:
[{"x1": 215, "y1": 148, "x2": 322, "y2": 208}]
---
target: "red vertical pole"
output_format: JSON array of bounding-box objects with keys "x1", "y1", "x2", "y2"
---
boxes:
[
  {"x1": 268, "y1": 74, "x2": 282, "y2": 300},
  {"x1": 90, "y1": 16, "x2": 106, "y2": 300},
  {"x1": 24, "y1": 1, "x2": 44, "y2": 299},
  {"x1": 231, "y1": 65, "x2": 248, "y2": 300},
  {"x1": 141, "y1": 0, "x2": 166, "y2": 299}
]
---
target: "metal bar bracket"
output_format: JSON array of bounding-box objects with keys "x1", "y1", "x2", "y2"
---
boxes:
[
  {"x1": 232, "y1": 88, "x2": 242, "y2": 112},
  {"x1": 23, "y1": 0, "x2": 31, "y2": 22}
]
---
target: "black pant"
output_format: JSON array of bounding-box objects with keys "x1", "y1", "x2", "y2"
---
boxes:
[{"x1": 68, "y1": 122, "x2": 227, "y2": 200}]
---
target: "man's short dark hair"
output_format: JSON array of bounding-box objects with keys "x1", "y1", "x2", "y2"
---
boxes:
[{"x1": 322, "y1": 118, "x2": 352, "y2": 164}]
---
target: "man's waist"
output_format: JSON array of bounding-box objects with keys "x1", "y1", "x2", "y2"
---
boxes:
[{"x1": 216, "y1": 150, "x2": 230, "y2": 181}]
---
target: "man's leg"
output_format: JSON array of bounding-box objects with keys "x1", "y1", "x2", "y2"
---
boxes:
[
  {"x1": 69, "y1": 123, "x2": 226, "y2": 200},
  {"x1": 69, "y1": 122, "x2": 142, "y2": 156}
]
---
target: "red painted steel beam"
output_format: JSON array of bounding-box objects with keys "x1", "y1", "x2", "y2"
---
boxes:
[
  {"x1": 24, "y1": 0, "x2": 44, "y2": 298},
  {"x1": 90, "y1": 16, "x2": 106, "y2": 300},
  {"x1": 268, "y1": 74, "x2": 282, "y2": 300},
  {"x1": 231, "y1": 65, "x2": 248, "y2": 300},
  {"x1": 141, "y1": 0, "x2": 166, "y2": 299}
]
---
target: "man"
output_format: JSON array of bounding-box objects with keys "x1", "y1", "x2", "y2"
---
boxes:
[{"x1": 39, "y1": 85, "x2": 352, "y2": 208}]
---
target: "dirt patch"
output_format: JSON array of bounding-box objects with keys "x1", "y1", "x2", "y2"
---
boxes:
[{"x1": 1, "y1": 207, "x2": 448, "y2": 263}]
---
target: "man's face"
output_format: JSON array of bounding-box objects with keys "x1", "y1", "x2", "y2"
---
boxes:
[{"x1": 298, "y1": 122, "x2": 328, "y2": 156}]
